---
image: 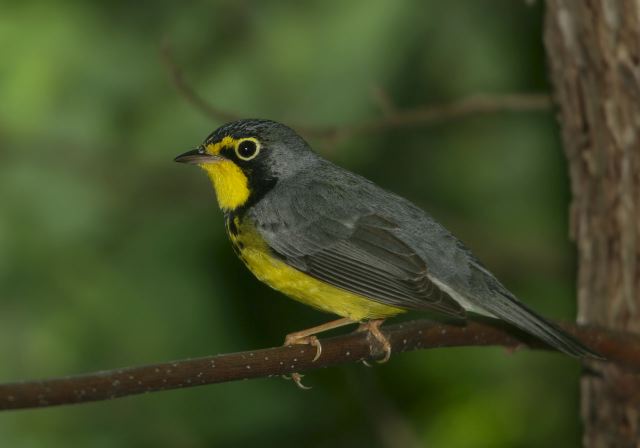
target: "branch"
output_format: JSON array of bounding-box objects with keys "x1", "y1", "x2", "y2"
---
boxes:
[
  {"x1": 301, "y1": 93, "x2": 552, "y2": 144},
  {"x1": 160, "y1": 42, "x2": 552, "y2": 145},
  {"x1": 1, "y1": 319, "x2": 638, "y2": 411},
  {"x1": 160, "y1": 41, "x2": 241, "y2": 123}
]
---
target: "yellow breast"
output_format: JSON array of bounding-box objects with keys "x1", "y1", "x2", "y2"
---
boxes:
[{"x1": 227, "y1": 216, "x2": 404, "y2": 321}]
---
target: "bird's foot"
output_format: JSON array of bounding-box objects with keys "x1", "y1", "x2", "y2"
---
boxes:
[
  {"x1": 282, "y1": 317, "x2": 355, "y2": 363},
  {"x1": 282, "y1": 372, "x2": 312, "y2": 390},
  {"x1": 358, "y1": 319, "x2": 391, "y2": 364},
  {"x1": 284, "y1": 333, "x2": 323, "y2": 362},
  {"x1": 281, "y1": 318, "x2": 356, "y2": 389},
  {"x1": 281, "y1": 334, "x2": 319, "y2": 390}
]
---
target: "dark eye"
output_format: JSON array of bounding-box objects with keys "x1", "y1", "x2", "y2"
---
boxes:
[{"x1": 235, "y1": 139, "x2": 260, "y2": 161}]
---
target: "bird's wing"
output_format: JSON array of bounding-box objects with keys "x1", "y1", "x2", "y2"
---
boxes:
[{"x1": 254, "y1": 181, "x2": 466, "y2": 318}]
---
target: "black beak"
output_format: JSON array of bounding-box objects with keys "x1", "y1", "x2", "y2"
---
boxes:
[{"x1": 174, "y1": 148, "x2": 222, "y2": 164}]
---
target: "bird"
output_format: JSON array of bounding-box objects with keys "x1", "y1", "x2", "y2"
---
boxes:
[{"x1": 175, "y1": 118, "x2": 600, "y2": 371}]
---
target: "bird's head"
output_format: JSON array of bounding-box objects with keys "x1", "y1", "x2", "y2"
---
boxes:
[{"x1": 175, "y1": 119, "x2": 316, "y2": 212}]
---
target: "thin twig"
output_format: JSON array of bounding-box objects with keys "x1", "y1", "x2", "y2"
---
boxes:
[
  {"x1": 160, "y1": 42, "x2": 552, "y2": 146},
  {"x1": 1, "y1": 319, "x2": 637, "y2": 411},
  {"x1": 301, "y1": 93, "x2": 552, "y2": 144},
  {"x1": 160, "y1": 41, "x2": 241, "y2": 123},
  {"x1": 370, "y1": 84, "x2": 399, "y2": 118}
]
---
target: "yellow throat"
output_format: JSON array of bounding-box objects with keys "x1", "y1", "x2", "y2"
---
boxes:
[{"x1": 199, "y1": 137, "x2": 251, "y2": 211}]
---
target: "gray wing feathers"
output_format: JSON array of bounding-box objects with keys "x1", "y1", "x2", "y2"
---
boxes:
[
  {"x1": 301, "y1": 216, "x2": 466, "y2": 316},
  {"x1": 251, "y1": 175, "x2": 465, "y2": 318},
  {"x1": 251, "y1": 163, "x2": 600, "y2": 358}
]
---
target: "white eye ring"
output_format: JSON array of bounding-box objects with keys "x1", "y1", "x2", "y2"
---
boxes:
[{"x1": 235, "y1": 138, "x2": 261, "y2": 161}]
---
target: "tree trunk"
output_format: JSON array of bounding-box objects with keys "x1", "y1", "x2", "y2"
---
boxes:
[{"x1": 544, "y1": 1, "x2": 640, "y2": 446}]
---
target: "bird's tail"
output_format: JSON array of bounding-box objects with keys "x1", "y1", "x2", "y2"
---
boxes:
[{"x1": 479, "y1": 290, "x2": 603, "y2": 359}]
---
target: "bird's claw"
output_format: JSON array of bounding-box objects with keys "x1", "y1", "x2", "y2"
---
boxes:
[
  {"x1": 281, "y1": 334, "x2": 321, "y2": 389},
  {"x1": 282, "y1": 372, "x2": 312, "y2": 390},
  {"x1": 284, "y1": 334, "x2": 322, "y2": 362},
  {"x1": 358, "y1": 319, "x2": 392, "y2": 364}
]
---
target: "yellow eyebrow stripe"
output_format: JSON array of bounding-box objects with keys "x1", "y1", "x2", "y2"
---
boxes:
[{"x1": 205, "y1": 136, "x2": 236, "y2": 155}]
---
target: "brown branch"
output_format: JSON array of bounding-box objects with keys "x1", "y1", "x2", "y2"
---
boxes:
[
  {"x1": 1, "y1": 319, "x2": 638, "y2": 411},
  {"x1": 301, "y1": 93, "x2": 552, "y2": 145},
  {"x1": 160, "y1": 42, "x2": 552, "y2": 146},
  {"x1": 160, "y1": 41, "x2": 241, "y2": 123}
]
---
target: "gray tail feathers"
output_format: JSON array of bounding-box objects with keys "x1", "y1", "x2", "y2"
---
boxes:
[{"x1": 480, "y1": 291, "x2": 602, "y2": 359}]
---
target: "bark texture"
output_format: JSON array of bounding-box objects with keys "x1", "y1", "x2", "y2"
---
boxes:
[{"x1": 544, "y1": 1, "x2": 640, "y2": 446}]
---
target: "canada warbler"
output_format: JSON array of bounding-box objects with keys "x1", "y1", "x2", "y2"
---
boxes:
[{"x1": 175, "y1": 119, "x2": 599, "y2": 362}]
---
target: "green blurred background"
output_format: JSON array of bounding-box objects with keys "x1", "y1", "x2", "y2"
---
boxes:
[{"x1": 0, "y1": 0, "x2": 582, "y2": 446}]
